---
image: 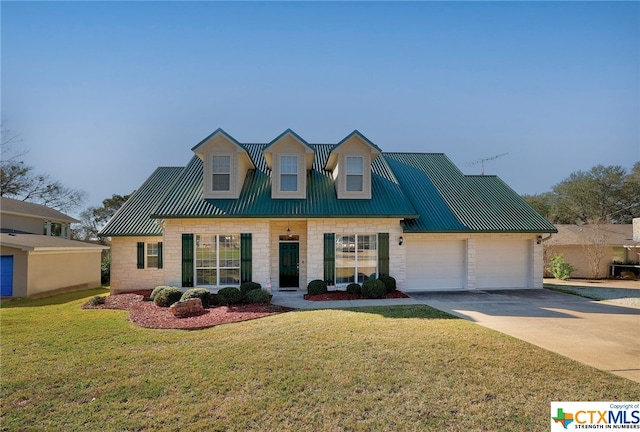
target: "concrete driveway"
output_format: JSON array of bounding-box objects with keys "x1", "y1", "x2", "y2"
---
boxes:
[{"x1": 410, "y1": 289, "x2": 640, "y2": 383}]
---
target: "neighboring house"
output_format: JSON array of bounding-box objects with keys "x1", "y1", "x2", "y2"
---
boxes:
[
  {"x1": 0, "y1": 196, "x2": 107, "y2": 298},
  {"x1": 544, "y1": 221, "x2": 640, "y2": 279},
  {"x1": 1, "y1": 196, "x2": 78, "y2": 238},
  {"x1": 100, "y1": 129, "x2": 557, "y2": 294}
]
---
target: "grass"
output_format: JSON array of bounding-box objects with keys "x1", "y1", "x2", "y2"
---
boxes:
[
  {"x1": 544, "y1": 284, "x2": 603, "y2": 300},
  {"x1": 544, "y1": 283, "x2": 640, "y2": 301},
  {"x1": 2, "y1": 289, "x2": 639, "y2": 431}
]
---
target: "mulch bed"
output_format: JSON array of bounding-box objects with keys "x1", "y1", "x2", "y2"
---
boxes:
[
  {"x1": 82, "y1": 290, "x2": 292, "y2": 330},
  {"x1": 304, "y1": 290, "x2": 409, "y2": 301}
]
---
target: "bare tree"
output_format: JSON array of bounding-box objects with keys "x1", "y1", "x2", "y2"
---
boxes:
[
  {"x1": 1, "y1": 123, "x2": 85, "y2": 212},
  {"x1": 579, "y1": 219, "x2": 609, "y2": 279}
]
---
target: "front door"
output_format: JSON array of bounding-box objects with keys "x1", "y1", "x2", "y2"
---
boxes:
[{"x1": 279, "y1": 242, "x2": 299, "y2": 289}]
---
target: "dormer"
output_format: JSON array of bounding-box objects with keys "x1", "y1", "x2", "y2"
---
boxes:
[
  {"x1": 191, "y1": 129, "x2": 255, "y2": 199},
  {"x1": 325, "y1": 130, "x2": 381, "y2": 199},
  {"x1": 263, "y1": 129, "x2": 315, "y2": 199}
]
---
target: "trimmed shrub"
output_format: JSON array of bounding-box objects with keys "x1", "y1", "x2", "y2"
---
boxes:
[
  {"x1": 240, "y1": 281, "x2": 262, "y2": 296},
  {"x1": 361, "y1": 279, "x2": 386, "y2": 299},
  {"x1": 378, "y1": 275, "x2": 397, "y2": 292},
  {"x1": 153, "y1": 287, "x2": 183, "y2": 307},
  {"x1": 307, "y1": 279, "x2": 328, "y2": 295},
  {"x1": 180, "y1": 288, "x2": 211, "y2": 308},
  {"x1": 217, "y1": 287, "x2": 242, "y2": 305},
  {"x1": 547, "y1": 254, "x2": 574, "y2": 281},
  {"x1": 150, "y1": 286, "x2": 172, "y2": 301},
  {"x1": 245, "y1": 289, "x2": 271, "y2": 304},
  {"x1": 346, "y1": 283, "x2": 361, "y2": 295},
  {"x1": 88, "y1": 295, "x2": 106, "y2": 306}
]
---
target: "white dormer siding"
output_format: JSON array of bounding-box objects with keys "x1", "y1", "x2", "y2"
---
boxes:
[
  {"x1": 191, "y1": 129, "x2": 255, "y2": 200},
  {"x1": 263, "y1": 130, "x2": 315, "y2": 199},
  {"x1": 325, "y1": 131, "x2": 380, "y2": 200}
]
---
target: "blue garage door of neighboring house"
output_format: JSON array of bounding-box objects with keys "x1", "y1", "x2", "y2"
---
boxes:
[{"x1": 1, "y1": 256, "x2": 14, "y2": 297}]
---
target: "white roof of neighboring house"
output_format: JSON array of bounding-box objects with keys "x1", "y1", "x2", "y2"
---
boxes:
[
  {"x1": 547, "y1": 224, "x2": 640, "y2": 248},
  {"x1": 0, "y1": 196, "x2": 79, "y2": 223},
  {"x1": 0, "y1": 233, "x2": 108, "y2": 252}
]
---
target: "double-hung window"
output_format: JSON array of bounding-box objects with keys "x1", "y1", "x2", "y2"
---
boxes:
[
  {"x1": 147, "y1": 243, "x2": 159, "y2": 268},
  {"x1": 280, "y1": 155, "x2": 298, "y2": 192},
  {"x1": 346, "y1": 156, "x2": 364, "y2": 192},
  {"x1": 335, "y1": 234, "x2": 377, "y2": 284},
  {"x1": 212, "y1": 156, "x2": 231, "y2": 191},
  {"x1": 195, "y1": 234, "x2": 240, "y2": 286}
]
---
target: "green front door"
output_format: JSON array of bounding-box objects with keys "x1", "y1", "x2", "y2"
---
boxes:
[{"x1": 279, "y1": 242, "x2": 299, "y2": 289}]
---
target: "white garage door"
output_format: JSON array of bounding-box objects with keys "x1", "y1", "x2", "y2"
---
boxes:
[
  {"x1": 406, "y1": 239, "x2": 465, "y2": 291},
  {"x1": 476, "y1": 239, "x2": 530, "y2": 289}
]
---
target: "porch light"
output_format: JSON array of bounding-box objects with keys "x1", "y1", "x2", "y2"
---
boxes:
[{"x1": 399, "y1": 236, "x2": 404, "y2": 246}]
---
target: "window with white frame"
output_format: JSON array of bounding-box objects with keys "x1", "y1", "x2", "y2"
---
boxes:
[
  {"x1": 280, "y1": 155, "x2": 298, "y2": 192},
  {"x1": 346, "y1": 156, "x2": 364, "y2": 192},
  {"x1": 335, "y1": 234, "x2": 377, "y2": 284},
  {"x1": 147, "y1": 243, "x2": 159, "y2": 268},
  {"x1": 195, "y1": 234, "x2": 240, "y2": 286},
  {"x1": 212, "y1": 155, "x2": 231, "y2": 191}
]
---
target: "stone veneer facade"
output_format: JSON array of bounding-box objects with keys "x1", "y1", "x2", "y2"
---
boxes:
[{"x1": 110, "y1": 219, "x2": 543, "y2": 293}]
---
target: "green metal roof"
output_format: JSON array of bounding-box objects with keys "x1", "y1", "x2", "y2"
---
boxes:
[
  {"x1": 99, "y1": 167, "x2": 183, "y2": 236},
  {"x1": 385, "y1": 152, "x2": 557, "y2": 233},
  {"x1": 152, "y1": 144, "x2": 418, "y2": 219},
  {"x1": 101, "y1": 136, "x2": 556, "y2": 237}
]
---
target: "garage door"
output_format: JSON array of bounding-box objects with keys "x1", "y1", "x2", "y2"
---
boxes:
[
  {"x1": 476, "y1": 240, "x2": 530, "y2": 289},
  {"x1": 1, "y1": 256, "x2": 14, "y2": 296},
  {"x1": 406, "y1": 239, "x2": 465, "y2": 291}
]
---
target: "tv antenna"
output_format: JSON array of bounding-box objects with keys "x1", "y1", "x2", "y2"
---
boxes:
[{"x1": 466, "y1": 153, "x2": 508, "y2": 175}]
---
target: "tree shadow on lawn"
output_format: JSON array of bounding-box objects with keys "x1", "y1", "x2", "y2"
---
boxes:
[
  {"x1": 0, "y1": 287, "x2": 109, "y2": 309},
  {"x1": 333, "y1": 304, "x2": 460, "y2": 320}
]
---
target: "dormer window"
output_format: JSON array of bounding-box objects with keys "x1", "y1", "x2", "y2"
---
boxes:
[
  {"x1": 280, "y1": 156, "x2": 299, "y2": 192},
  {"x1": 325, "y1": 131, "x2": 381, "y2": 200},
  {"x1": 212, "y1": 156, "x2": 231, "y2": 191},
  {"x1": 346, "y1": 156, "x2": 364, "y2": 192},
  {"x1": 263, "y1": 129, "x2": 314, "y2": 199},
  {"x1": 191, "y1": 129, "x2": 256, "y2": 200}
]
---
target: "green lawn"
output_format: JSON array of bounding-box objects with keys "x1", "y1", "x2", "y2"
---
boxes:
[{"x1": 2, "y1": 289, "x2": 638, "y2": 431}]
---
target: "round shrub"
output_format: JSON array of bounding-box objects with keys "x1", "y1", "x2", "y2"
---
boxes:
[
  {"x1": 88, "y1": 295, "x2": 106, "y2": 306},
  {"x1": 153, "y1": 287, "x2": 183, "y2": 307},
  {"x1": 180, "y1": 288, "x2": 211, "y2": 308},
  {"x1": 216, "y1": 287, "x2": 242, "y2": 305},
  {"x1": 240, "y1": 281, "x2": 262, "y2": 296},
  {"x1": 346, "y1": 283, "x2": 361, "y2": 295},
  {"x1": 245, "y1": 289, "x2": 271, "y2": 304},
  {"x1": 150, "y1": 285, "x2": 172, "y2": 301},
  {"x1": 361, "y1": 279, "x2": 386, "y2": 299},
  {"x1": 378, "y1": 275, "x2": 396, "y2": 292},
  {"x1": 307, "y1": 279, "x2": 328, "y2": 295}
]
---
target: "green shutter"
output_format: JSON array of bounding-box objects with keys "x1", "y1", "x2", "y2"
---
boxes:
[
  {"x1": 240, "y1": 233, "x2": 252, "y2": 283},
  {"x1": 323, "y1": 233, "x2": 335, "y2": 285},
  {"x1": 182, "y1": 234, "x2": 194, "y2": 287},
  {"x1": 136, "y1": 242, "x2": 145, "y2": 269},
  {"x1": 378, "y1": 233, "x2": 389, "y2": 277},
  {"x1": 157, "y1": 242, "x2": 163, "y2": 269}
]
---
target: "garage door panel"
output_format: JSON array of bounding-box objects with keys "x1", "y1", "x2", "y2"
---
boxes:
[
  {"x1": 1, "y1": 256, "x2": 14, "y2": 296},
  {"x1": 406, "y1": 240, "x2": 465, "y2": 291},
  {"x1": 476, "y1": 240, "x2": 530, "y2": 288}
]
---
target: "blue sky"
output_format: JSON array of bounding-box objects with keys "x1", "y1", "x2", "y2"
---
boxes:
[{"x1": 2, "y1": 1, "x2": 638, "y2": 213}]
